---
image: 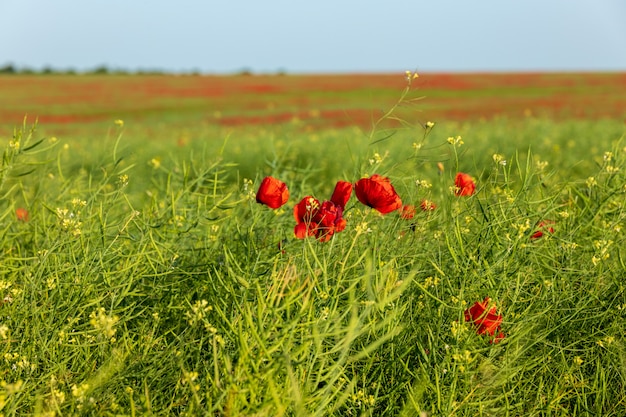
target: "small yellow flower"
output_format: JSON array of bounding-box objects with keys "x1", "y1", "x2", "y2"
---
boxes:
[
  {"x1": 369, "y1": 152, "x2": 385, "y2": 165},
  {"x1": 118, "y1": 174, "x2": 129, "y2": 187},
  {"x1": 71, "y1": 382, "x2": 89, "y2": 399},
  {"x1": 586, "y1": 177, "x2": 597, "y2": 188},
  {"x1": 71, "y1": 198, "x2": 87, "y2": 209},
  {"x1": 535, "y1": 160, "x2": 549, "y2": 171},
  {"x1": 492, "y1": 153, "x2": 507, "y2": 166},
  {"x1": 415, "y1": 179, "x2": 432, "y2": 188},
  {"x1": 114, "y1": 119, "x2": 124, "y2": 127},
  {"x1": 452, "y1": 350, "x2": 473, "y2": 363},
  {"x1": 2, "y1": 380, "x2": 23, "y2": 395},
  {"x1": 447, "y1": 135, "x2": 464, "y2": 147},
  {"x1": 355, "y1": 221, "x2": 371, "y2": 234},
  {"x1": 405, "y1": 70, "x2": 419, "y2": 81},
  {"x1": 149, "y1": 158, "x2": 161, "y2": 169},
  {"x1": 573, "y1": 356, "x2": 583, "y2": 366},
  {"x1": 0, "y1": 324, "x2": 9, "y2": 339},
  {"x1": 515, "y1": 219, "x2": 531, "y2": 238}
]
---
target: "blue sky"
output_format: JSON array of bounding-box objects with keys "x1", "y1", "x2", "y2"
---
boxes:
[{"x1": 1, "y1": 0, "x2": 625, "y2": 73}]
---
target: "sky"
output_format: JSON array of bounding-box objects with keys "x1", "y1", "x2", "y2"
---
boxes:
[{"x1": 1, "y1": 0, "x2": 625, "y2": 74}]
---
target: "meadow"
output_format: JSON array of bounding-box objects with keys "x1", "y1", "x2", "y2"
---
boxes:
[{"x1": 0, "y1": 72, "x2": 625, "y2": 416}]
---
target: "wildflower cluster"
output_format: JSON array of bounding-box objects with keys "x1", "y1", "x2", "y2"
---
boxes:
[
  {"x1": 255, "y1": 171, "x2": 476, "y2": 241},
  {"x1": 56, "y1": 199, "x2": 87, "y2": 237},
  {"x1": 185, "y1": 300, "x2": 217, "y2": 333},
  {"x1": 89, "y1": 307, "x2": 119, "y2": 341}
]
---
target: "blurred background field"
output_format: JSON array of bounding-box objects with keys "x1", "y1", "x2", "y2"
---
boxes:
[{"x1": 2, "y1": 72, "x2": 625, "y2": 133}]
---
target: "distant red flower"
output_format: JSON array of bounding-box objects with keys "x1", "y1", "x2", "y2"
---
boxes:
[
  {"x1": 400, "y1": 204, "x2": 416, "y2": 219},
  {"x1": 531, "y1": 220, "x2": 555, "y2": 239},
  {"x1": 256, "y1": 176, "x2": 289, "y2": 209},
  {"x1": 454, "y1": 172, "x2": 475, "y2": 196},
  {"x1": 293, "y1": 180, "x2": 352, "y2": 241},
  {"x1": 15, "y1": 207, "x2": 29, "y2": 222},
  {"x1": 420, "y1": 199, "x2": 436, "y2": 211},
  {"x1": 464, "y1": 297, "x2": 504, "y2": 342},
  {"x1": 355, "y1": 174, "x2": 402, "y2": 214}
]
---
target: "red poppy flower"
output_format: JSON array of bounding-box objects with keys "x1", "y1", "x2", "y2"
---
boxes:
[
  {"x1": 355, "y1": 174, "x2": 402, "y2": 214},
  {"x1": 420, "y1": 199, "x2": 436, "y2": 211},
  {"x1": 293, "y1": 181, "x2": 352, "y2": 241},
  {"x1": 464, "y1": 297, "x2": 504, "y2": 339},
  {"x1": 400, "y1": 204, "x2": 416, "y2": 219},
  {"x1": 256, "y1": 176, "x2": 289, "y2": 209},
  {"x1": 15, "y1": 207, "x2": 29, "y2": 222},
  {"x1": 454, "y1": 172, "x2": 476, "y2": 197},
  {"x1": 530, "y1": 220, "x2": 555, "y2": 239}
]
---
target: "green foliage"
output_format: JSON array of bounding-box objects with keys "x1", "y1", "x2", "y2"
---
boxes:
[{"x1": 0, "y1": 109, "x2": 625, "y2": 416}]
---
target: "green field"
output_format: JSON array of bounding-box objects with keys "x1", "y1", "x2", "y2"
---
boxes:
[{"x1": 1, "y1": 72, "x2": 625, "y2": 416}]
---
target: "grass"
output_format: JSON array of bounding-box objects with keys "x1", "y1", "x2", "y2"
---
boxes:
[{"x1": 1, "y1": 73, "x2": 626, "y2": 416}]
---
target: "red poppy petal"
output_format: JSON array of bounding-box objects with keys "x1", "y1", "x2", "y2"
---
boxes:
[
  {"x1": 294, "y1": 221, "x2": 318, "y2": 239},
  {"x1": 334, "y1": 218, "x2": 347, "y2": 233},
  {"x1": 294, "y1": 222, "x2": 308, "y2": 239},
  {"x1": 330, "y1": 180, "x2": 353, "y2": 209},
  {"x1": 294, "y1": 196, "x2": 320, "y2": 222}
]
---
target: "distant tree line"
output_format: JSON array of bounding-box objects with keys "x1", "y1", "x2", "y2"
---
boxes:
[
  {"x1": 0, "y1": 63, "x2": 288, "y2": 76},
  {"x1": 0, "y1": 63, "x2": 186, "y2": 75}
]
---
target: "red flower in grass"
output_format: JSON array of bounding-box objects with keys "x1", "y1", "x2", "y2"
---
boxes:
[
  {"x1": 294, "y1": 181, "x2": 352, "y2": 241},
  {"x1": 355, "y1": 174, "x2": 402, "y2": 214},
  {"x1": 530, "y1": 220, "x2": 555, "y2": 240},
  {"x1": 454, "y1": 172, "x2": 476, "y2": 196},
  {"x1": 464, "y1": 297, "x2": 505, "y2": 343},
  {"x1": 400, "y1": 204, "x2": 416, "y2": 220},
  {"x1": 256, "y1": 176, "x2": 289, "y2": 209},
  {"x1": 420, "y1": 199, "x2": 436, "y2": 211},
  {"x1": 15, "y1": 207, "x2": 29, "y2": 222}
]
